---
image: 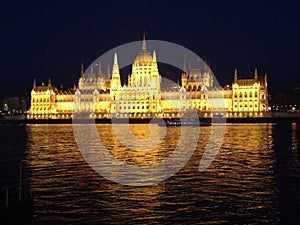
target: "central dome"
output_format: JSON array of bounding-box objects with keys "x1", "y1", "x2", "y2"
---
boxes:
[
  {"x1": 133, "y1": 35, "x2": 153, "y2": 65},
  {"x1": 134, "y1": 51, "x2": 153, "y2": 64}
]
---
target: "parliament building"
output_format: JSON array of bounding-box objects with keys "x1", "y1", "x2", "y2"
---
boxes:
[{"x1": 28, "y1": 38, "x2": 268, "y2": 119}]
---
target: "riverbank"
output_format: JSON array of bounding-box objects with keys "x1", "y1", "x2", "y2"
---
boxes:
[{"x1": 1, "y1": 116, "x2": 300, "y2": 124}]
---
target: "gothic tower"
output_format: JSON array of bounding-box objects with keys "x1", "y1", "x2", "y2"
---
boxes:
[{"x1": 110, "y1": 52, "x2": 121, "y2": 99}]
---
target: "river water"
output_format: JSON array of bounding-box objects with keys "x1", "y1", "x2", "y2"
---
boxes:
[{"x1": 0, "y1": 123, "x2": 299, "y2": 224}]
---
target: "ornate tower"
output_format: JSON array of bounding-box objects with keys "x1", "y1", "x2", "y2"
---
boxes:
[
  {"x1": 129, "y1": 34, "x2": 161, "y2": 88},
  {"x1": 78, "y1": 63, "x2": 85, "y2": 90},
  {"x1": 110, "y1": 52, "x2": 121, "y2": 99},
  {"x1": 48, "y1": 77, "x2": 52, "y2": 88},
  {"x1": 97, "y1": 61, "x2": 107, "y2": 91},
  {"x1": 254, "y1": 68, "x2": 258, "y2": 79},
  {"x1": 202, "y1": 63, "x2": 213, "y2": 88},
  {"x1": 33, "y1": 78, "x2": 37, "y2": 90},
  {"x1": 181, "y1": 59, "x2": 188, "y2": 89},
  {"x1": 234, "y1": 68, "x2": 238, "y2": 83}
]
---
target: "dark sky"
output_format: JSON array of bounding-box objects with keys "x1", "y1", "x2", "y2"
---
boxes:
[{"x1": 1, "y1": 0, "x2": 299, "y2": 96}]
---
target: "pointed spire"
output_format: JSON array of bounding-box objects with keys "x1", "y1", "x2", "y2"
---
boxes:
[
  {"x1": 80, "y1": 62, "x2": 84, "y2": 77},
  {"x1": 107, "y1": 64, "x2": 111, "y2": 78},
  {"x1": 254, "y1": 67, "x2": 258, "y2": 79},
  {"x1": 91, "y1": 65, "x2": 94, "y2": 74},
  {"x1": 234, "y1": 68, "x2": 238, "y2": 82},
  {"x1": 73, "y1": 83, "x2": 77, "y2": 90},
  {"x1": 142, "y1": 32, "x2": 147, "y2": 53},
  {"x1": 98, "y1": 61, "x2": 102, "y2": 76},
  {"x1": 152, "y1": 50, "x2": 156, "y2": 62},
  {"x1": 183, "y1": 58, "x2": 187, "y2": 73},
  {"x1": 204, "y1": 57, "x2": 209, "y2": 73},
  {"x1": 48, "y1": 77, "x2": 51, "y2": 87},
  {"x1": 113, "y1": 52, "x2": 118, "y2": 66},
  {"x1": 112, "y1": 52, "x2": 120, "y2": 78},
  {"x1": 33, "y1": 78, "x2": 36, "y2": 89}
]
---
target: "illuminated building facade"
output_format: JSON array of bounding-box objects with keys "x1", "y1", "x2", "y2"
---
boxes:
[
  {"x1": 28, "y1": 38, "x2": 268, "y2": 119},
  {"x1": 229, "y1": 68, "x2": 268, "y2": 117}
]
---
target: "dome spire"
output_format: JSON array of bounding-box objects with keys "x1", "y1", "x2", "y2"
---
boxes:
[{"x1": 142, "y1": 32, "x2": 147, "y2": 53}]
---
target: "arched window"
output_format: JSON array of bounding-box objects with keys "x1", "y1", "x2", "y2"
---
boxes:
[
  {"x1": 244, "y1": 92, "x2": 247, "y2": 98},
  {"x1": 250, "y1": 92, "x2": 252, "y2": 97},
  {"x1": 239, "y1": 92, "x2": 242, "y2": 98},
  {"x1": 255, "y1": 91, "x2": 258, "y2": 98}
]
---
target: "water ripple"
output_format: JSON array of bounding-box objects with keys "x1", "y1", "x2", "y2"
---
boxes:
[{"x1": 1, "y1": 123, "x2": 299, "y2": 224}]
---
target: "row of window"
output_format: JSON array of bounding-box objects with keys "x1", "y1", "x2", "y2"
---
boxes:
[
  {"x1": 32, "y1": 98, "x2": 51, "y2": 103},
  {"x1": 31, "y1": 107, "x2": 50, "y2": 112},
  {"x1": 117, "y1": 101, "x2": 150, "y2": 105},
  {"x1": 32, "y1": 98, "x2": 74, "y2": 103},
  {"x1": 119, "y1": 105, "x2": 152, "y2": 110},
  {"x1": 161, "y1": 95, "x2": 182, "y2": 100},
  {"x1": 234, "y1": 92, "x2": 259, "y2": 98},
  {"x1": 234, "y1": 104, "x2": 258, "y2": 108},
  {"x1": 135, "y1": 71, "x2": 152, "y2": 74}
]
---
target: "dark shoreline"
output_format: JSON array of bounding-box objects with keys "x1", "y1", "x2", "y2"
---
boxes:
[{"x1": 1, "y1": 117, "x2": 300, "y2": 124}]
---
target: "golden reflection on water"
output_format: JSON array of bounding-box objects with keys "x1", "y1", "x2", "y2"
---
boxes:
[
  {"x1": 291, "y1": 123, "x2": 298, "y2": 151},
  {"x1": 23, "y1": 123, "x2": 286, "y2": 224},
  {"x1": 97, "y1": 124, "x2": 162, "y2": 166},
  {"x1": 96, "y1": 124, "x2": 188, "y2": 166}
]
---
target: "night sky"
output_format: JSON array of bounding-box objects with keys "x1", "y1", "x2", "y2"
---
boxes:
[{"x1": 1, "y1": 0, "x2": 299, "y2": 96}]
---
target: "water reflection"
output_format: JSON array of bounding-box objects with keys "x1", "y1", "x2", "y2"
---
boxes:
[
  {"x1": 18, "y1": 124, "x2": 300, "y2": 224},
  {"x1": 291, "y1": 123, "x2": 298, "y2": 151}
]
